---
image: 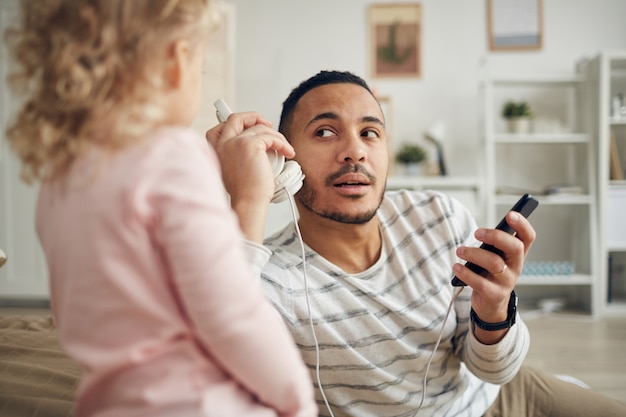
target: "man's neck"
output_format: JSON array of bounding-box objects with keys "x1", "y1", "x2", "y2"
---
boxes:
[{"x1": 297, "y1": 213, "x2": 382, "y2": 274}]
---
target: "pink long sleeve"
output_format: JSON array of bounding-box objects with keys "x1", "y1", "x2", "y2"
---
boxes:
[{"x1": 36, "y1": 127, "x2": 317, "y2": 417}]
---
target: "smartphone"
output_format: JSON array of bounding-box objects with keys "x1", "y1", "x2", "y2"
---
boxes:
[{"x1": 451, "y1": 194, "x2": 539, "y2": 287}]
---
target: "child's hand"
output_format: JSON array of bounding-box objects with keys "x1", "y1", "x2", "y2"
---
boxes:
[{"x1": 205, "y1": 112, "x2": 295, "y2": 242}]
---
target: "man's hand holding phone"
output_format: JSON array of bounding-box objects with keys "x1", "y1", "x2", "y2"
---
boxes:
[{"x1": 451, "y1": 194, "x2": 538, "y2": 344}]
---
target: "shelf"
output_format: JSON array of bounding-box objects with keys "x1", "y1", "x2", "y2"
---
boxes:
[
  {"x1": 610, "y1": 69, "x2": 626, "y2": 78},
  {"x1": 495, "y1": 194, "x2": 593, "y2": 205},
  {"x1": 494, "y1": 133, "x2": 590, "y2": 143},
  {"x1": 386, "y1": 175, "x2": 481, "y2": 190},
  {"x1": 488, "y1": 74, "x2": 585, "y2": 85},
  {"x1": 610, "y1": 117, "x2": 626, "y2": 125},
  {"x1": 603, "y1": 302, "x2": 626, "y2": 316},
  {"x1": 517, "y1": 274, "x2": 593, "y2": 286}
]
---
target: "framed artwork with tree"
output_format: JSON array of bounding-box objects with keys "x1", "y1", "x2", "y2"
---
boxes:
[{"x1": 369, "y1": 4, "x2": 421, "y2": 78}]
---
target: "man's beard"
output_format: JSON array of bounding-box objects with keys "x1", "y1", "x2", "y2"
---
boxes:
[{"x1": 296, "y1": 164, "x2": 384, "y2": 225}]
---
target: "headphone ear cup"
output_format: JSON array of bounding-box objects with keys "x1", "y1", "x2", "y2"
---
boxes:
[
  {"x1": 267, "y1": 150, "x2": 285, "y2": 177},
  {"x1": 272, "y1": 160, "x2": 304, "y2": 203}
]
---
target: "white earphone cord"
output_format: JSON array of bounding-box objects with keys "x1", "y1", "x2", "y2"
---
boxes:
[
  {"x1": 287, "y1": 194, "x2": 336, "y2": 417},
  {"x1": 412, "y1": 285, "x2": 464, "y2": 416},
  {"x1": 287, "y1": 193, "x2": 464, "y2": 417}
]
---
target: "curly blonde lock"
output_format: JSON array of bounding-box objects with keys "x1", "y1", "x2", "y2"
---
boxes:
[{"x1": 4, "y1": 0, "x2": 218, "y2": 183}]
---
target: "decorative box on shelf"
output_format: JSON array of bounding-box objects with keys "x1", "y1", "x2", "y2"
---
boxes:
[{"x1": 522, "y1": 261, "x2": 575, "y2": 276}]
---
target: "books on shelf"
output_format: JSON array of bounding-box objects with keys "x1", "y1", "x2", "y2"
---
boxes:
[{"x1": 610, "y1": 132, "x2": 624, "y2": 180}]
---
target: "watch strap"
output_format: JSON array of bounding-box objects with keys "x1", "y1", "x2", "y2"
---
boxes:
[{"x1": 470, "y1": 290, "x2": 517, "y2": 331}]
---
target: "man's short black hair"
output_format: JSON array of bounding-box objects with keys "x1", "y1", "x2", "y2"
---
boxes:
[{"x1": 278, "y1": 70, "x2": 377, "y2": 140}]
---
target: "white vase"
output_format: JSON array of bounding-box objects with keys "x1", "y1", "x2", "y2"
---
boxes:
[
  {"x1": 507, "y1": 117, "x2": 531, "y2": 134},
  {"x1": 403, "y1": 162, "x2": 423, "y2": 176}
]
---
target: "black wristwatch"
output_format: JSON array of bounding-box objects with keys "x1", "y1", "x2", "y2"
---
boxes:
[{"x1": 470, "y1": 291, "x2": 518, "y2": 331}]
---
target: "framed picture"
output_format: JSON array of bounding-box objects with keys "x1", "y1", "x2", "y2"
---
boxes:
[
  {"x1": 487, "y1": 0, "x2": 543, "y2": 51},
  {"x1": 369, "y1": 4, "x2": 421, "y2": 78}
]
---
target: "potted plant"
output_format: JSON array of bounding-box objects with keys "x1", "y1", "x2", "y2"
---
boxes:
[
  {"x1": 502, "y1": 100, "x2": 532, "y2": 133},
  {"x1": 395, "y1": 143, "x2": 427, "y2": 175}
]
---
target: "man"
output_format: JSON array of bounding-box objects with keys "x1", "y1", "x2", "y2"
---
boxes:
[{"x1": 207, "y1": 70, "x2": 626, "y2": 417}]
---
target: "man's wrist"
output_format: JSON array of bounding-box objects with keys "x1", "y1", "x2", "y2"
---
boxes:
[{"x1": 470, "y1": 291, "x2": 518, "y2": 332}]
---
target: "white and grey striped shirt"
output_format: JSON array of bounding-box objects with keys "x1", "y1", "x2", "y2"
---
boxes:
[{"x1": 250, "y1": 190, "x2": 530, "y2": 417}]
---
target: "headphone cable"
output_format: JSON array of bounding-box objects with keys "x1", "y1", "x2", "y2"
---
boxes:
[
  {"x1": 412, "y1": 285, "x2": 464, "y2": 416},
  {"x1": 287, "y1": 194, "x2": 336, "y2": 417}
]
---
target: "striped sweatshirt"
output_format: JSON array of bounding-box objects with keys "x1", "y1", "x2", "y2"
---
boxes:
[{"x1": 249, "y1": 190, "x2": 530, "y2": 417}]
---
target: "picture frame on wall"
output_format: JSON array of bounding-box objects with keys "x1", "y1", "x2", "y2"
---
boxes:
[
  {"x1": 369, "y1": 3, "x2": 421, "y2": 78},
  {"x1": 487, "y1": 0, "x2": 543, "y2": 51}
]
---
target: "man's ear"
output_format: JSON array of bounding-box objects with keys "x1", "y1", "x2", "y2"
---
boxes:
[{"x1": 165, "y1": 39, "x2": 191, "y2": 88}]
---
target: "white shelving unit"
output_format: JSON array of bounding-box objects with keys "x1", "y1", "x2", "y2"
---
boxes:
[
  {"x1": 583, "y1": 51, "x2": 626, "y2": 316},
  {"x1": 482, "y1": 72, "x2": 599, "y2": 315}
]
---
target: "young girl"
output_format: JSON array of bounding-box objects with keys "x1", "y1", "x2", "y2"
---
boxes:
[{"x1": 4, "y1": 1, "x2": 316, "y2": 416}]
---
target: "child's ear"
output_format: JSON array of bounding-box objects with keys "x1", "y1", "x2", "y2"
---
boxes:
[{"x1": 165, "y1": 39, "x2": 191, "y2": 88}]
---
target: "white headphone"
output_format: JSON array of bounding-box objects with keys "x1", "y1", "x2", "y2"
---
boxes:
[
  {"x1": 214, "y1": 99, "x2": 305, "y2": 204},
  {"x1": 269, "y1": 154, "x2": 305, "y2": 203}
]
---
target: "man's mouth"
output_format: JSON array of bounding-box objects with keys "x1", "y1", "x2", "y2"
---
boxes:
[
  {"x1": 335, "y1": 181, "x2": 368, "y2": 187},
  {"x1": 333, "y1": 174, "x2": 371, "y2": 188},
  {"x1": 326, "y1": 164, "x2": 376, "y2": 188}
]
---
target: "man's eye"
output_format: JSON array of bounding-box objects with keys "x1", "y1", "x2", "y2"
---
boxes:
[
  {"x1": 316, "y1": 129, "x2": 334, "y2": 138},
  {"x1": 362, "y1": 129, "x2": 380, "y2": 138}
]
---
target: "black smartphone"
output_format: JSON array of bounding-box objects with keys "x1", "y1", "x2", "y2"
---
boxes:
[{"x1": 451, "y1": 194, "x2": 539, "y2": 287}]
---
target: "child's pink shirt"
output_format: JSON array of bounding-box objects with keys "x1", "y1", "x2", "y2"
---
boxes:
[{"x1": 35, "y1": 127, "x2": 317, "y2": 417}]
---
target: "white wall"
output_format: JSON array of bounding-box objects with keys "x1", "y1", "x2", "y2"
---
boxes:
[
  {"x1": 225, "y1": 0, "x2": 626, "y2": 176},
  {"x1": 2, "y1": 1, "x2": 626, "y2": 295},
  {"x1": 0, "y1": 1, "x2": 50, "y2": 300}
]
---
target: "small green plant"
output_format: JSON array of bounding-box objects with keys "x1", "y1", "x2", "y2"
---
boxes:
[
  {"x1": 502, "y1": 100, "x2": 532, "y2": 119},
  {"x1": 395, "y1": 143, "x2": 427, "y2": 164}
]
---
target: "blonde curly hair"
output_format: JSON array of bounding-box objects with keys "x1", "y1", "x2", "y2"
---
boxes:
[{"x1": 4, "y1": 0, "x2": 217, "y2": 183}]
